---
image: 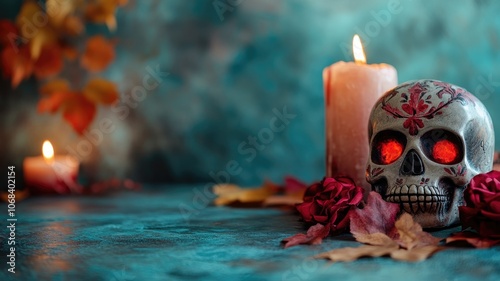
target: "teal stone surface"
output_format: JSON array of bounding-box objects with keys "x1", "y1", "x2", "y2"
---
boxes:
[{"x1": 1, "y1": 185, "x2": 500, "y2": 281}]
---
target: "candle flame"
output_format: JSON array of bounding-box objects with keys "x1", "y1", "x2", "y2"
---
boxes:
[
  {"x1": 42, "y1": 140, "x2": 54, "y2": 162},
  {"x1": 353, "y1": 34, "x2": 366, "y2": 64}
]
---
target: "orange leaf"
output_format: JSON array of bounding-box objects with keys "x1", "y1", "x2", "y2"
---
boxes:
[
  {"x1": 16, "y1": 1, "x2": 57, "y2": 59},
  {"x1": 0, "y1": 45, "x2": 33, "y2": 88},
  {"x1": 85, "y1": 0, "x2": 127, "y2": 30},
  {"x1": 394, "y1": 213, "x2": 441, "y2": 250},
  {"x1": 60, "y1": 44, "x2": 78, "y2": 61},
  {"x1": 390, "y1": 246, "x2": 444, "y2": 262},
  {"x1": 446, "y1": 230, "x2": 500, "y2": 248},
  {"x1": 46, "y1": 0, "x2": 74, "y2": 27},
  {"x1": 0, "y1": 19, "x2": 18, "y2": 47},
  {"x1": 81, "y1": 35, "x2": 115, "y2": 72},
  {"x1": 33, "y1": 44, "x2": 63, "y2": 79},
  {"x1": 62, "y1": 15, "x2": 84, "y2": 36},
  {"x1": 83, "y1": 78, "x2": 119, "y2": 104},
  {"x1": 39, "y1": 79, "x2": 71, "y2": 96},
  {"x1": 62, "y1": 94, "x2": 97, "y2": 134},
  {"x1": 37, "y1": 91, "x2": 73, "y2": 113},
  {"x1": 213, "y1": 182, "x2": 277, "y2": 206},
  {"x1": 315, "y1": 244, "x2": 399, "y2": 263}
]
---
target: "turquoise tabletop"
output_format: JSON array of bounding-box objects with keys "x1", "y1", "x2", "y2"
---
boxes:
[{"x1": 1, "y1": 185, "x2": 499, "y2": 281}]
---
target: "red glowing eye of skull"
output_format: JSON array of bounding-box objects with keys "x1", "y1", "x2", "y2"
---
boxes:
[
  {"x1": 432, "y1": 139, "x2": 458, "y2": 164},
  {"x1": 378, "y1": 139, "x2": 404, "y2": 164}
]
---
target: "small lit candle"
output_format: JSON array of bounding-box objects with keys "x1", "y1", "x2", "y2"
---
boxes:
[
  {"x1": 23, "y1": 141, "x2": 81, "y2": 194},
  {"x1": 323, "y1": 35, "x2": 398, "y2": 190}
]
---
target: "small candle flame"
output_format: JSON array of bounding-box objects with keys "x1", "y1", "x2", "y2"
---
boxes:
[
  {"x1": 353, "y1": 34, "x2": 366, "y2": 64},
  {"x1": 42, "y1": 140, "x2": 54, "y2": 162}
]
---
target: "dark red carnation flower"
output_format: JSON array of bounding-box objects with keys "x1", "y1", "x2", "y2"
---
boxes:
[{"x1": 296, "y1": 176, "x2": 364, "y2": 234}]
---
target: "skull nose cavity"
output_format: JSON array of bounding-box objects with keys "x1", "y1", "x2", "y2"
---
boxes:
[{"x1": 400, "y1": 150, "x2": 425, "y2": 176}]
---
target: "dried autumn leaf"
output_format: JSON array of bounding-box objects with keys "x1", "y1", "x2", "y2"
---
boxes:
[
  {"x1": 390, "y1": 245, "x2": 443, "y2": 262},
  {"x1": 33, "y1": 44, "x2": 63, "y2": 79},
  {"x1": 315, "y1": 243, "x2": 399, "y2": 263},
  {"x1": 354, "y1": 232, "x2": 396, "y2": 247},
  {"x1": 0, "y1": 45, "x2": 33, "y2": 88},
  {"x1": 46, "y1": 0, "x2": 75, "y2": 27},
  {"x1": 62, "y1": 94, "x2": 97, "y2": 134},
  {"x1": 395, "y1": 213, "x2": 441, "y2": 250},
  {"x1": 40, "y1": 79, "x2": 71, "y2": 96},
  {"x1": 83, "y1": 78, "x2": 119, "y2": 104},
  {"x1": 81, "y1": 35, "x2": 115, "y2": 72},
  {"x1": 263, "y1": 192, "x2": 304, "y2": 206},
  {"x1": 85, "y1": 0, "x2": 128, "y2": 31},
  {"x1": 38, "y1": 84, "x2": 97, "y2": 134},
  {"x1": 213, "y1": 182, "x2": 277, "y2": 206},
  {"x1": 29, "y1": 26, "x2": 58, "y2": 60},
  {"x1": 350, "y1": 192, "x2": 400, "y2": 240},
  {"x1": 446, "y1": 230, "x2": 500, "y2": 248},
  {"x1": 37, "y1": 91, "x2": 73, "y2": 113},
  {"x1": 61, "y1": 15, "x2": 84, "y2": 36},
  {"x1": 263, "y1": 177, "x2": 307, "y2": 206},
  {"x1": 16, "y1": 1, "x2": 57, "y2": 59},
  {"x1": 60, "y1": 44, "x2": 78, "y2": 61},
  {"x1": 282, "y1": 223, "x2": 331, "y2": 248}
]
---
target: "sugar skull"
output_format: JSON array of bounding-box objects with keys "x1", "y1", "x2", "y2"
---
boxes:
[{"x1": 366, "y1": 79, "x2": 494, "y2": 228}]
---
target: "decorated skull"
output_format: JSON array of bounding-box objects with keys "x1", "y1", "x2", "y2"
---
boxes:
[{"x1": 366, "y1": 79, "x2": 494, "y2": 228}]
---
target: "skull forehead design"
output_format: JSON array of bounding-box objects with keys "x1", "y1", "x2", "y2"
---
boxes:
[{"x1": 367, "y1": 79, "x2": 494, "y2": 228}]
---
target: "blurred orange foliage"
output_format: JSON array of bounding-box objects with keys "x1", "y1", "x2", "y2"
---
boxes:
[{"x1": 0, "y1": 0, "x2": 126, "y2": 134}]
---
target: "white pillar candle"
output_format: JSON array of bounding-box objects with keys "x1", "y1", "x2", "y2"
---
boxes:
[{"x1": 323, "y1": 35, "x2": 398, "y2": 190}]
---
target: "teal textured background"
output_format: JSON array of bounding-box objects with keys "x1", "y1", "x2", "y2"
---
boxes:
[{"x1": 1, "y1": 0, "x2": 499, "y2": 185}]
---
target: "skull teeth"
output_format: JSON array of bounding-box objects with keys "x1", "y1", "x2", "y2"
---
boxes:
[
  {"x1": 386, "y1": 184, "x2": 448, "y2": 214},
  {"x1": 386, "y1": 184, "x2": 446, "y2": 203}
]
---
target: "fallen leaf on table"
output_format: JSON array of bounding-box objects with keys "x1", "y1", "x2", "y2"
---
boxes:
[
  {"x1": 316, "y1": 195, "x2": 444, "y2": 263},
  {"x1": 213, "y1": 182, "x2": 277, "y2": 206},
  {"x1": 282, "y1": 223, "x2": 331, "y2": 248},
  {"x1": 263, "y1": 176, "x2": 307, "y2": 206},
  {"x1": 354, "y1": 232, "x2": 395, "y2": 246},
  {"x1": 446, "y1": 230, "x2": 500, "y2": 248},
  {"x1": 315, "y1": 243, "x2": 399, "y2": 263},
  {"x1": 350, "y1": 192, "x2": 400, "y2": 240},
  {"x1": 395, "y1": 213, "x2": 441, "y2": 249},
  {"x1": 390, "y1": 245, "x2": 443, "y2": 262}
]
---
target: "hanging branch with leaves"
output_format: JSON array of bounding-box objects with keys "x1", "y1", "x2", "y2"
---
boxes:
[{"x1": 0, "y1": 0, "x2": 127, "y2": 134}]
